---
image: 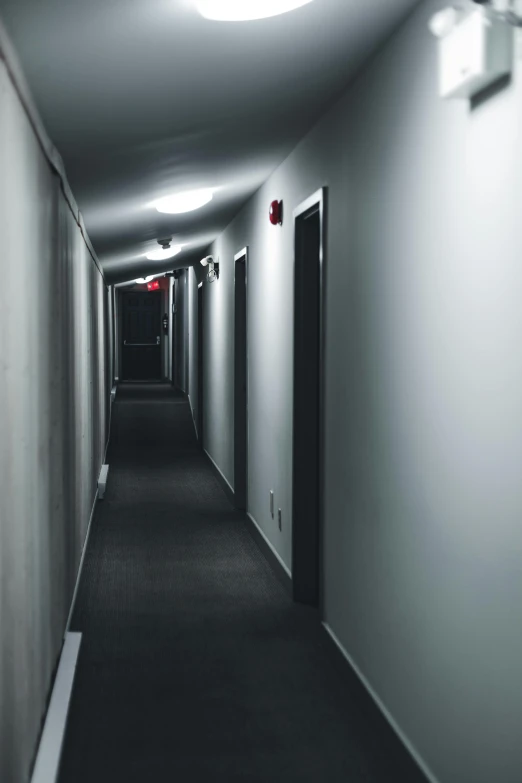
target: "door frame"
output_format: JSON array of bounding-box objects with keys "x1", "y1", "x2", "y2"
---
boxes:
[
  {"x1": 292, "y1": 187, "x2": 327, "y2": 610},
  {"x1": 234, "y1": 247, "x2": 249, "y2": 511},
  {"x1": 197, "y1": 281, "x2": 204, "y2": 446},
  {"x1": 120, "y1": 288, "x2": 163, "y2": 382}
]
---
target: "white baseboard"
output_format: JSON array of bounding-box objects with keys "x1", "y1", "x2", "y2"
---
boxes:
[
  {"x1": 67, "y1": 379, "x2": 115, "y2": 632},
  {"x1": 322, "y1": 623, "x2": 440, "y2": 783},
  {"x1": 31, "y1": 632, "x2": 82, "y2": 783},
  {"x1": 65, "y1": 489, "x2": 98, "y2": 635},
  {"x1": 187, "y1": 393, "x2": 198, "y2": 440},
  {"x1": 98, "y1": 464, "x2": 109, "y2": 499},
  {"x1": 104, "y1": 383, "x2": 116, "y2": 463},
  {"x1": 204, "y1": 448, "x2": 234, "y2": 496},
  {"x1": 247, "y1": 512, "x2": 292, "y2": 580}
]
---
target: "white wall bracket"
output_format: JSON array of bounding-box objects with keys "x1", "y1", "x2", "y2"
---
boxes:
[
  {"x1": 98, "y1": 464, "x2": 109, "y2": 499},
  {"x1": 430, "y1": 5, "x2": 514, "y2": 99},
  {"x1": 30, "y1": 633, "x2": 82, "y2": 783}
]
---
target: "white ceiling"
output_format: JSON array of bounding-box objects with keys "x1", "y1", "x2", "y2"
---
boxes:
[{"x1": 0, "y1": 0, "x2": 420, "y2": 282}]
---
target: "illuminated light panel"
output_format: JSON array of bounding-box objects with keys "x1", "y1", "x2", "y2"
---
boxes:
[
  {"x1": 152, "y1": 189, "x2": 213, "y2": 214},
  {"x1": 195, "y1": 0, "x2": 314, "y2": 22},
  {"x1": 136, "y1": 276, "x2": 154, "y2": 284},
  {"x1": 147, "y1": 280, "x2": 161, "y2": 291},
  {"x1": 146, "y1": 246, "x2": 182, "y2": 261}
]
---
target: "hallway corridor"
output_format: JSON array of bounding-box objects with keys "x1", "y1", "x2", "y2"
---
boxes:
[{"x1": 59, "y1": 384, "x2": 423, "y2": 783}]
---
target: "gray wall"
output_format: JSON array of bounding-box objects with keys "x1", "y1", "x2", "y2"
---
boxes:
[
  {"x1": 174, "y1": 271, "x2": 188, "y2": 393},
  {"x1": 168, "y1": 277, "x2": 174, "y2": 382},
  {"x1": 0, "y1": 32, "x2": 110, "y2": 783},
  {"x1": 181, "y1": 2, "x2": 522, "y2": 781},
  {"x1": 176, "y1": 265, "x2": 204, "y2": 435},
  {"x1": 187, "y1": 268, "x2": 199, "y2": 434}
]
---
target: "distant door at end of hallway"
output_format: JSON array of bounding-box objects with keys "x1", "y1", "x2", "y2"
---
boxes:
[
  {"x1": 234, "y1": 249, "x2": 248, "y2": 511},
  {"x1": 292, "y1": 189, "x2": 326, "y2": 608},
  {"x1": 121, "y1": 291, "x2": 162, "y2": 381}
]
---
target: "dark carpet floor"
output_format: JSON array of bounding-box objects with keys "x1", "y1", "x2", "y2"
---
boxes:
[{"x1": 59, "y1": 383, "x2": 425, "y2": 783}]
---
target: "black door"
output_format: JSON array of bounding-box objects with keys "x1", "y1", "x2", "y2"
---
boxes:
[
  {"x1": 121, "y1": 291, "x2": 162, "y2": 381},
  {"x1": 234, "y1": 256, "x2": 248, "y2": 510},
  {"x1": 293, "y1": 203, "x2": 323, "y2": 606},
  {"x1": 197, "y1": 284, "x2": 204, "y2": 445}
]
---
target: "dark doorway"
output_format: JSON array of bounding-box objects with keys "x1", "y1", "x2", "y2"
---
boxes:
[
  {"x1": 292, "y1": 189, "x2": 325, "y2": 607},
  {"x1": 234, "y1": 249, "x2": 248, "y2": 511},
  {"x1": 197, "y1": 284, "x2": 204, "y2": 445},
  {"x1": 121, "y1": 290, "x2": 162, "y2": 381}
]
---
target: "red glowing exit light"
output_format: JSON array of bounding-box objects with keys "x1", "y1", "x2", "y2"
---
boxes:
[{"x1": 147, "y1": 280, "x2": 160, "y2": 291}]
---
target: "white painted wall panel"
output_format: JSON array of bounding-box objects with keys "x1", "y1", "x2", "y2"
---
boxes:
[
  {"x1": 0, "y1": 55, "x2": 109, "y2": 783},
  {"x1": 175, "y1": 271, "x2": 188, "y2": 393},
  {"x1": 180, "y1": 3, "x2": 522, "y2": 782},
  {"x1": 187, "y1": 268, "x2": 199, "y2": 432}
]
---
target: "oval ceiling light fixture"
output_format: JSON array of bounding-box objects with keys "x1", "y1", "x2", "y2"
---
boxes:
[
  {"x1": 146, "y1": 245, "x2": 182, "y2": 261},
  {"x1": 195, "y1": 0, "x2": 314, "y2": 21},
  {"x1": 152, "y1": 188, "x2": 214, "y2": 215},
  {"x1": 136, "y1": 276, "x2": 154, "y2": 284}
]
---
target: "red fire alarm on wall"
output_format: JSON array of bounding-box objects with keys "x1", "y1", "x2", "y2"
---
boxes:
[
  {"x1": 147, "y1": 280, "x2": 160, "y2": 291},
  {"x1": 269, "y1": 200, "x2": 283, "y2": 226}
]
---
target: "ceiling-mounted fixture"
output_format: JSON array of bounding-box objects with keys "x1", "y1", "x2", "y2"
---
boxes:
[
  {"x1": 146, "y1": 238, "x2": 182, "y2": 261},
  {"x1": 136, "y1": 276, "x2": 154, "y2": 284},
  {"x1": 195, "y1": 0, "x2": 314, "y2": 22},
  {"x1": 200, "y1": 256, "x2": 213, "y2": 267},
  {"x1": 146, "y1": 247, "x2": 181, "y2": 260},
  {"x1": 152, "y1": 188, "x2": 213, "y2": 214},
  {"x1": 269, "y1": 200, "x2": 283, "y2": 225},
  {"x1": 429, "y1": 3, "x2": 515, "y2": 99}
]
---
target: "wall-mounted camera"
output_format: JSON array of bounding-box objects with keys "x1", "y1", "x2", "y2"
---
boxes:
[{"x1": 200, "y1": 255, "x2": 220, "y2": 283}]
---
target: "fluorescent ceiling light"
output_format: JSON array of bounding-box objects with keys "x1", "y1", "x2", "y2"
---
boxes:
[
  {"x1": 146, "y1": 246, "x2": 182, "y2": 261},
  {"x1": 152, "y1": 189, "x2": 213, "y2": 214},
  {"x1": 136, "y1": 276, "x2": 154, "y2": 284},
  {"x1": 195, "y1": 0, "x2": 314, "y2": 21}
]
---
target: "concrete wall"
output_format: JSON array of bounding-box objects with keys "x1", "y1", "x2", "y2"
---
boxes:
[
  {"x1": 179, "y1": 2, "x2": 522, "y2": 782},
  {"x1": 0, "y1": 31, "x2": 110, "y2": 783}
]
